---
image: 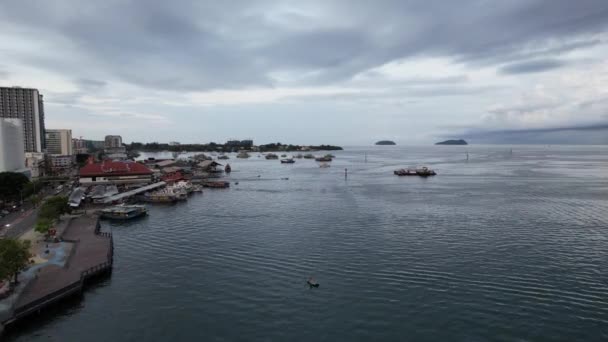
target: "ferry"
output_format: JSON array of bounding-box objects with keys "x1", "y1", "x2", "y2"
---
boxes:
[{"x1": 100, "y1": 205, "x2": 148, "y2": 220}]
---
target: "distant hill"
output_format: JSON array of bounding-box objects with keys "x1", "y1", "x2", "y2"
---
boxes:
[
  {"x1": 436, "y1": 139, "x2": 468, "y2": 145},
  {"x1": 375, "y1": 140, "x2": 396, "y2": 145}
]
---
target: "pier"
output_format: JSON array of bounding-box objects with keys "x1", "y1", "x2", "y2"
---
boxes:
[
  {"x1": 1, "y1": 215, "x2": 113, "y2": 330},
  {"x1": 101, "y1": 181, "x2": 166, "y2": 204}
]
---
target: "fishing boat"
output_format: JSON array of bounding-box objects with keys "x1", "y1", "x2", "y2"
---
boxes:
[
  {"x1": 225, "y1": 164, "x2": 232, "y2": 173},
  {"x1": 281, "y1": 158, "x2": 295, "y2": 164},
  {"x1": 265, "y1": 153, "x2": 279, "y2": 160},
  {"x1": 416, "y1": 166, "x2": 437, "y2": 177},
  {"x1": 295, "y1": 154, "x2": 303, "y2": 159},
  {"x1": 100, "y1": 205, "x2": 148, "y2": 220},
  {"x1": 236, "y1": 151, "x2": 250, "y2": 158},
  {"x1": 315, "y1": 155, "x2": 333, "y2": 162},
  {"x1": 394, "y1": 167, "x2": 437, "y2": 177},
  {"x1": 303, "y1": 153, "x2": 315, "y2": 159}
]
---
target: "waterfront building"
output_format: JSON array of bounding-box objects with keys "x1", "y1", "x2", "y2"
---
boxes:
[
  {"x1": 79, "y1": 160, "x2": 153, "y2": 185},
  {"x1": 0, "y1": 86, "x2": 46, "y2": 152},
  {"x1": 0, "y1": 118, "x2": 26, "y2": 172},
  {"x1": 46, "y1": 129, "x2": 73, "y2": 155},
  {"x1": 104, "y1": 135, "x2": 122, "y2": 148}
]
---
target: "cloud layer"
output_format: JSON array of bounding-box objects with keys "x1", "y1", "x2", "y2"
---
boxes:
[{"x1": 1, "y1": 0, "x2": 607, "y2": 144}]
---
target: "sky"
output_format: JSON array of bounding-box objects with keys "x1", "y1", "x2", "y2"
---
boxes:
[{"x1": 1, "y1": 0, "x2": 607, "y2": 145}]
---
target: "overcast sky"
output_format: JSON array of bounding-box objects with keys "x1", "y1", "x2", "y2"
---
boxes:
[{"x1": 1, "y1": 0, "x2": 607, "y2": 145}]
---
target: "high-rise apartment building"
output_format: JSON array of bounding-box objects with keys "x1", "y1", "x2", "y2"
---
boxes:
[
  {"x1": 0, "y1": 86, "x2": 46, "y2": 152},
  {"x1": 0, "y1": 118, "x2": 26, "y2": 172},
  {"x1": 46, "y1": 129, "x2": 73, "y2": 155}
]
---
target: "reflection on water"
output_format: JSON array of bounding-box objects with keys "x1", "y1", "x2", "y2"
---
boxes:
[{"x1": 7, "y1": 145, "x2": 608, "y2": 341}]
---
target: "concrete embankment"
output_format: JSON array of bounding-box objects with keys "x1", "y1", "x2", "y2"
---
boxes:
[{"x1": 1, "y1": 215, "x2": 113, "y2": 332}]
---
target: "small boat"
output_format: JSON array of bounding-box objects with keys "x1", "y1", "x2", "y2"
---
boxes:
[
  {"x1": 100, "y1": 205, "x2": 148, "y2": 220},
  {"x1": 303, "y1": 154, "x2": 315, "y2": 159},
  {"x1": 315, "y1": 155, "x2": 333, "y2": 162},
  {"x1": 265, "y1": 153, "x2": 279, "y2": 160},
  {"x1": 218, "y1": 154, "x2": 229, "y2": 160},
  {"x1": 281, "y1": 158, "x2": 295, "y2": 164},
  {"x1": 225, "y1": 164, "x2": 232, "y2": 173},
  {"x1": 281, "y1": 154, "x2": 287, "y2": 157},
  {"x1": 307, "y1": 277, "x2": 319, "y2": 288},
  {"x1": 319, "y1": 163, "x2": 330, "y2": 168},
  {"x1": 236, "y1": 151, "x2": 250, "y2": 158},
  {"x1": 295, "y1": 154, "x2": 303, "y2": 159}
]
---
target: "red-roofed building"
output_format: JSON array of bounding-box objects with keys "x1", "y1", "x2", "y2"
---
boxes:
[{"x1": 79, "y1": 160, "x2": 153, "y2": 185}]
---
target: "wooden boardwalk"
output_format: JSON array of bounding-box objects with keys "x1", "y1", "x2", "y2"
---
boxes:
[{"x1": 7, "y1": 215, "x2": 113, "y2": 323}]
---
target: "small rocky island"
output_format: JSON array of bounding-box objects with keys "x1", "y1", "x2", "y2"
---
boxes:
[
  {"x1": 375, "y1": 140, "x2": 396, "y2": 145},
  {"x1": 435, "y1": 139, "x2": 468, "y2": 145}
]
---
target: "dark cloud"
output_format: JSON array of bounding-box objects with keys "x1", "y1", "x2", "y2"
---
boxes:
[
  {"x1": 499, "y1": 59, "x2": 567, "y2": 74},
  {"x1": 1, "y1": 0, "x2": 607, "y2": 91}
]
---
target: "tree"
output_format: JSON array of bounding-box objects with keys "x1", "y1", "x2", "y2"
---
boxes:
[
  {"x1": 30, "y1": 193, "x2": 44, "y2": 208},
  {"x1": 0, "y1": 172, "x2": 30, "y2": 202},
  {"x1": 35, "y1": 217, "x2": 54, "y2": 237},
  {"x1": 0, "y1": 239, "x2": 32, "y2": 284}
]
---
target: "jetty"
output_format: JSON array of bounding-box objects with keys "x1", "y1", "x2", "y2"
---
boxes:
[
  {"x1": 1, "y1": 215, "x2": 113, "y2": 331},
  {"x1": 101, "y1": 181, "x2": 166, "y2": 204}
]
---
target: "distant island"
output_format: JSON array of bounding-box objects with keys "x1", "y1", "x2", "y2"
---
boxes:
[
  {"x1": 375, "y1": 140, "x2": 396, "y2": 145},
  {"x1": 435, "y1": 139, "x2": 468, "y2": 145}
]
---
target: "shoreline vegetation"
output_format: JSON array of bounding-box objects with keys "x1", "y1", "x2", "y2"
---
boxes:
[{"x1": 126, "y1": 142, "x2": 343, "y2": 153}]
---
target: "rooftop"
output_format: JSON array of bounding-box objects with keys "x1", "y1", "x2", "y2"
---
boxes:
[{"x1": 79, "y1": 161, "x2": 153, "y2": 177}]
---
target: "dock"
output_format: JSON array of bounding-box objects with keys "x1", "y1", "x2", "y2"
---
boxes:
[
  {"x1": 101, "y1": 181, "x2": 166, "y2": 204},
  {"x1": 1, "y1": 215, "x2": 113, "y2": 329}
]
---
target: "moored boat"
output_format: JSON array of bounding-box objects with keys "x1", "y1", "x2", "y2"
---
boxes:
[
  {"x1": 100, "y1": 205, "x2": 148, "y2": 220},
  {"x1": 265, "y1": 153, "x2": 279, "y2": 160},
  {"x1": 225, "y1": 164, "x2": 232, "y2": 173},
  {"x1": 281, "y1": 158, "x2": 295, "y2": 164},
  {"x1": 236, "y1": 151, "x2": 250, "y2": 158}
]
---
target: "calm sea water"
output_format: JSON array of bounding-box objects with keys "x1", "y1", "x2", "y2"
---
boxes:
[{"x1": 6, "y1": 146, "x2": 608, "y2": 341}]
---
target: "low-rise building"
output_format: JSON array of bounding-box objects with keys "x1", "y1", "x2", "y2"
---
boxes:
[
  {"x1": 25, "y1": 152, "x2": 46, "y2": 178},
  {"x1": 79, "y1": 160, "x2": 153, "y2": 185},
  {"x1": 49, "y1": 155, "x2": 73, "y2": 171}
]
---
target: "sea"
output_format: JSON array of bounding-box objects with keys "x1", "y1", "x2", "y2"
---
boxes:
[{"x1": 5, "y1": 145, "x2": 608, "y2": 341}]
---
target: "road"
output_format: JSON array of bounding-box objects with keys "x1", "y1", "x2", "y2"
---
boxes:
[{"x1": 0, "y1": 186, "x2": 71, "y2": 239}]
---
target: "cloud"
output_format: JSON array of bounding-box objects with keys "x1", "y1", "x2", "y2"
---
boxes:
[
  {"x1": 1, "y1": 1, "x2": 608, "y2": 143},
  {"x1": 0, "y1": 69, "x2": 8, "y2": 79},
  {"x1": 1, "y1": 0, "x2": 607, "y2": 91},
  {"x1": 499, "y1": 59, "x2": 567, "y2": 74}
]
